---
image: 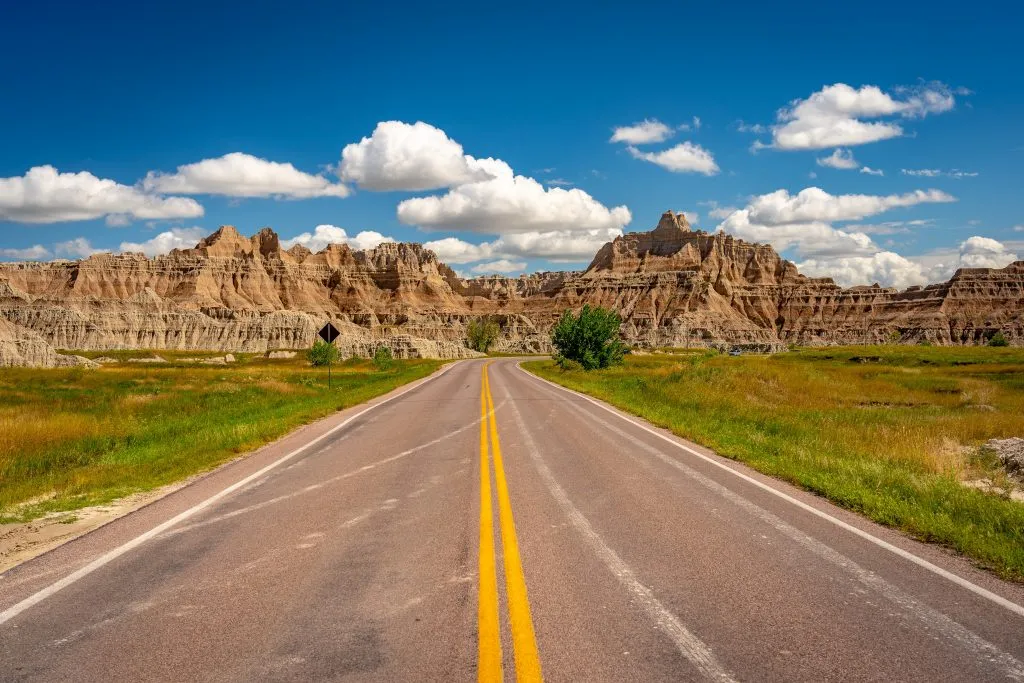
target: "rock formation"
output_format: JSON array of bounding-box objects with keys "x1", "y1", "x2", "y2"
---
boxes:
[{"x1": 1, "y1": 211, "x2": 1021, "y2": 366}]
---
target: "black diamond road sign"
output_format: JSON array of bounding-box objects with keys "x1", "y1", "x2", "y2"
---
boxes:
[{"x1": 318, "y1": 322, "x2": 340, "y2": 344}]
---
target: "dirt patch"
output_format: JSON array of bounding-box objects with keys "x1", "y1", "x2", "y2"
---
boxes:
[{"x1": 0, "y1": 481, "x2": 188, "y2": 573}]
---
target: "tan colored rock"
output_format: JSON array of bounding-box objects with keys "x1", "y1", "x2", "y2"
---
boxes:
[{"x1": 0, "y1": 210, "x2": 1021, "y2": 367}]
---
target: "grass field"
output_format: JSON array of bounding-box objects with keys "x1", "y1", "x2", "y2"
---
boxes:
[
  {"x1": 0, "y1": 351, "x2": 441, "y2": 523},
  {"x1": 524, "y1": 346, "x2": 1024, "y2": 581}
]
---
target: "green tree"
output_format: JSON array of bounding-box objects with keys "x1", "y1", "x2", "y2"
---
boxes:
[
  {"x1": 373, "y1": 345, "x2": 394, "y2": 370},
  {"x1": 307, "y1": 339, "x2": 338, "y2": 367},
  {"x1": 467, "y1": 317, "x2": 501, "y2": 353},
  {"x1": 551, "y1": 304, "x2": 625, "y2": 370},
  {"x1": 989, "y1": 331, "x2": 1009, "y2": 347}
]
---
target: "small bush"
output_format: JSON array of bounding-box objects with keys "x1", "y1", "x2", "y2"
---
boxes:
[
  {"x1": 918, "y1": 339, "x2": 933, "y2": 347},
  {"x1": 373, "y1": 345, "x2": 394, "y2": 370},
  {"x1": 307, "y1": 339, "x2": 339, "y2": 367},
  {"x1": 551, "y1": 304, "x2": 625, "y2": 371},
  {"x1": 467, "y1": 317, "x2": 501, "y2": 353},
  {"x1": 989, "y1": 331, "x2": 1009, "y2": 347}
]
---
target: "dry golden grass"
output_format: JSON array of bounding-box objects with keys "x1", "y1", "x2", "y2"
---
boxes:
[{"x1": 0, "y1": 354, "x2": 441, "y2": 522}]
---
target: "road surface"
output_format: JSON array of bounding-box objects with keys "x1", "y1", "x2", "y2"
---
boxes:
[{"x1": 2, "y1": 358, "x2": 1023, "y2": 681}]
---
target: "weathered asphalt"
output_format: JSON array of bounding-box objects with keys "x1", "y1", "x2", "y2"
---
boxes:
[{"x1": 1, "y1": 358, "x2": 1023, "y2": 682}]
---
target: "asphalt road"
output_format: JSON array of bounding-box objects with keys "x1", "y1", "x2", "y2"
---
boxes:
[{"x1": 2, "y1": 358, "x2": 1023, "y2": 682}]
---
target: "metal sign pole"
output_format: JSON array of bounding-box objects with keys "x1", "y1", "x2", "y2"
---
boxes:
[{"x1": 328, "y1": 356, "x2": 331, "y2": 389}]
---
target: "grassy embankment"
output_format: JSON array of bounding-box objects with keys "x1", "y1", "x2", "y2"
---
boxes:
[
  {"x1": 0, "y1": 351, "x2": 441, "y2": 523},
  {"x1": 525, "y1": 346, "x2": 1024, "y2": 581}
]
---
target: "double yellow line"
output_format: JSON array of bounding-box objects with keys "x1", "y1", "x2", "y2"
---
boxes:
[{"x1": 478, "y1": 362, "x2": 543, "y2": 682}]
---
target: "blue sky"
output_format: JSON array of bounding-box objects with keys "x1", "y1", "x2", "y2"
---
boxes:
[{"x1": 1, "y1": 0, "x2": 1021, "y2": 286}]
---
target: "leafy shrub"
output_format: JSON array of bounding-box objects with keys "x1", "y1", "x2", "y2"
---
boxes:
[
  {"x1": 918, "y1": 339, "x2": 933, "y2": 347},
  {"x1": 467, "y1": 317, "x2": 501, "y2": 353},
  {"x1": 373, "y1": 345, "x2": 394, "y2": 370},
  {"x1": 551, "y1": 304, "x2": 625, "y2": 370},
  {"x1": 307, "y1": 339, "x2": 339, "y2": 367},
  {"x1": 989, "y1": 331, "x2": 1009, "y2": 347}
]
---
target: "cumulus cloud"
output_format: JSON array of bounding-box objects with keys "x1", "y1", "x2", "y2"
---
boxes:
[
  {"x1": 425, "y1": 227, "x2": 622, "y2": 265},
  {"x1": 957, "y1": 236, "x2": 1019, "y2": 268},
  {"x1": 55, "y1": 237, "x2": 108, "y2": 259},
  {"x1": 715, "y1": 186, "x2": 958, "y2": 287},
  {"x1": 817, "y1": 148, "x2": 858, "y2": 170},
  {"x1": 860, "y1": 166, "x2": 885, "y2": 176},
  {"x1": 901, "y1": 168, "x2": 979, "y2": 179},
  {"x1": 470, "y1": 259, "x2": 527, "y2": 274},
  {"x1": 760, "y1": 82, "x2": 958, "y2": 151},
  {"x1": 0, "y1": 245, "x2": 50, "y2": 260},
  {"x1": 609, "y1": 119, "x2": 674, "y2": 145},
  {"x1": 280, "y1": 224, "x2": 394, "y2": 252},
  {"x1": 736, "y1": 121, "x2": 767, "y2": 134},
  {"x1": 339, "y1": 121, "x2": 493, "y2": 191},
  {"x1": 0, "y1": 165, "x2": 204, "y2": 224},
  {"x1": 398, "y1": 157, "x2": 631, "y2": 234},
  {"x1": 797, "y1": 252, "x2": 929, "y2": 289},
  {"x1": 740, "y1": 187, "x2": 953, "y2": 226},
  {"x1": 626, "y1": 142, "x2": 719, "y2": 175},
  {"x1": 120, "y1": 227, "x2": 207, "y2": 257},
  {"x1": 142, "y1": 153, "x2": 349, "y2": 199}
]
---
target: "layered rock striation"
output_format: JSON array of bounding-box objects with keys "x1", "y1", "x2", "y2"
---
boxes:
[{"x1": 1, "y1": 212, "x2": 1021, "y2": 366}]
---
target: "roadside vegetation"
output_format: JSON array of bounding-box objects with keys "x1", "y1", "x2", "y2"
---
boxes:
[
  {"x1": 551, "y1": 304, "x2": 625, "y2": 370},
  {"x1": 524, "y1": 345, "x2": 1024, "y2": 581},
  {"x1": 467, "y1": 317, "x2": 501, "y2": 353},
  {"x1": 0, "y1": 351, "x2": 440, "y2": 523}
]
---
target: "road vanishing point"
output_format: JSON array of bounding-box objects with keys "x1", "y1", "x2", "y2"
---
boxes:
[{"x1": 2, "y1": 359, "x2": 1023, "y2": 681}]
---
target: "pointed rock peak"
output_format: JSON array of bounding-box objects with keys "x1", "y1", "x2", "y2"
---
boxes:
[
  {"x1": 250, "y1": 227, "x2": 281, "y2": 257},
  {"x1": 196, "y1": 226, "x2": 254, "y2": 256},
  {"x1": 653, "y1": 210, "x2": 691, "y2": 237}
]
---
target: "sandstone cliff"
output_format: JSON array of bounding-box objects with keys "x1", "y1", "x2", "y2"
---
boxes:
[{"x1": 1, "y1": 212, "x2": 1021, "y2": 366}]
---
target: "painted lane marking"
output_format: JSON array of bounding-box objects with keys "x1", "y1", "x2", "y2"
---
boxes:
[
  {"x1": 552, "y1": 392, "x2": 1024, "y2": 679},
  {"x1": 501, "y1": 373, "x2": 736, "y2": 682},
  {"x1": 485, "y1": 365, "x2": 543, "y2": 682},
  {"x1": 0, "y1": 361, "x2": 460, "y2": 626},
  {"x1": 477, "y1": 364, "x2": 503, "y2": 681},
  {"x1": 519, "y1": 364, "x2": 1024, "y2": 621}
]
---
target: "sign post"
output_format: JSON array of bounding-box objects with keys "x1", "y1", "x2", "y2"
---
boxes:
[{"x1": 318, "y1": 322, "x2": 340, "y2": 389}]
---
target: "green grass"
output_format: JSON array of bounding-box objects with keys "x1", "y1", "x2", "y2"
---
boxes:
[
  {"x1": 0, "y1": 354, "x2": 442, "y2": 523},
  {"x1": 524, "y1": 345, "x2": 1024, "y2": 581}
]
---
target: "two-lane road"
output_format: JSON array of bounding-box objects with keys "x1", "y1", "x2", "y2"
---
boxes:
[{"x1": 2, "y1": 358, "x2": 1023, "y2": 681}]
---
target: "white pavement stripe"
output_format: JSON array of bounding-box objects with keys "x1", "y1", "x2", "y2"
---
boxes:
[
  {"x1": 502, "y1": 375, "x2": 737, "y2": 682},
  {"x1": 0, "y1": 361, "x2": 461, "y2": 627},
  {"x1": 554, "y1": 390, "x2": 1024, "y2": 679},
  {"x1": 520, "y1": 364, "x2": 1024, "y2": 621}
]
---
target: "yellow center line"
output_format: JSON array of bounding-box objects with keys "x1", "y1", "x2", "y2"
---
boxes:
[
  {"x1": 478, "y1": 365, "x2": 503, "y2": 681},
  {"x1": 485, "y1": 364, "x2": 544, "y2": 682}
]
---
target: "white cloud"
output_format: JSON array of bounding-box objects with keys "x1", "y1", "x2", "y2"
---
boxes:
[
  {"x1": 676, "y1": 116, "x2": 702, "y2": 133},
  {"x1": 957, "y1": 236, "x2": 1019, "y2": 269},
  {"x1": 860, "y1": 166, "x2": 885, "y2": 176},
  {"x1": 763, "y1": 82, "x2": 958, "y2": 151},
  {"x1": 901, "y1": 168, "x2": 979, "y2": 178},
  {"x1": 626, "y1": 142, "x2": 719, "y2": 175},
  {"x1": 545, "y1": 178, "x2": 574, "y2": 187},
  {"x1": 0, "y1": 165, "x2": 204, "y2": 224},
  {"x1": 338, "y1": 121, "x2": 492, "y2": 191},
  {"x1": 715, "y1": 186, "x2": 958, "y2": 287},
  {"x1": 120, "y1": 227, "x2": 207, "y2": 257},
  {"x1": 736, "y1": 121, "x2": 767, "y2": 134},
  {"x1": 470, "y1": 259, "x2": 527, "y2": 274},
  {"x1": 55, "y1": 237, "x2": 107, "y2": 259},
  {"x1": 740, "y1": 187, "x2": 953, "y2": 226},
  {"x1": 280, "y1": 224, "x2": 394, "y2": 253},
  {"x1": 609, "y1": 119, "x2": 673, "y2": 145},
  {"x1": 816, "y1": 148, "x2": 858, "y2": 169},
  {"x1": 1013, "y1": 225, "x2": 1024, "y2": 232},
  {"x1": 798, "y1": 251, "x2": 929, "y2": 289},
  {"x1": 397, "y1": 157, "x2": 631, "y2": 234},
  {"x1": 0, "y1": 245, "x2": 50, "y2": 260},
  {"x1": 425, "y1": 227, "x2": 622, "y2": 264},
  {"x1": 142, "y1": 152, "x2": 349, "y2": 199}
]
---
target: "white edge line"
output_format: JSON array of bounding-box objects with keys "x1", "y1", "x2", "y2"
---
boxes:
[
  {"x1": 0, "y1": 360, "x2": 462, "y2": 626},
  {"x1": 518, "y1": 362, "x2": 1024, "y2": 620}
]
